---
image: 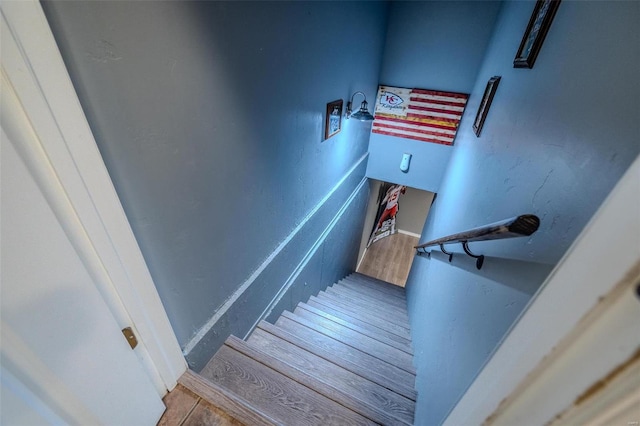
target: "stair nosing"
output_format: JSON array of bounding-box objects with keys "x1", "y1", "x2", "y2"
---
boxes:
[
  {"x1": 309, "y1": 295, "x2": 412, "y2": 339},
  {"x1": 338, "y1": 279, "x2": 407, "y2": 303},
  {"x1": 256, "y1": 321, "x2": 417, "y2": 401},
  {"x1": 349, "y1": 273, "x2": 407, "y2": 294},
  {"x1": 327, "y1": 283, "x2": 407, "y2": 315},
  {"x1": 230, "y1": 336, "x2": 412, "y2": 425},
  {"x1": 296, "y1": 303, "x2": 414, "y2": 355},
  {"x1": 178, "y1": 370, "x2": 278, "y2": 426},
  {"x1": 318, "y1": 290, "x2": 411, "y2": 328},
  {"x1": 325, "y1": 287, "x2": 410, "y2": 318},
  {"x1": 281, "y1": 310, "x2": 416, "y2": 375}
]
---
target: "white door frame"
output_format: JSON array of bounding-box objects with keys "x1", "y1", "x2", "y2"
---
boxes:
[
  {"x1": 445, "y1": 155, "x2": 640, "y2": 424},
  {"x1": 1, "y1": 0, "x2": 186, "y2": 395}
]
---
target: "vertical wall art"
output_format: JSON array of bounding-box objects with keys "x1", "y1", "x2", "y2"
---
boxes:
[
  {"x1": 324, "y1": 99, "x2": 343, "y2": 140},
  {"x1": 473, "y1": 76, "x2": 501, "y2": 137},
  {"x1": 514, "y1": 0, "x2": 562, "y2": 68}
]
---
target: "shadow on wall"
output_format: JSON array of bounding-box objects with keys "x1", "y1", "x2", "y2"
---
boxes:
[
  {"x1": 406, "y1": 251, "x2": 554, "y2": 425},
  {"x1": 425, "y1": 250, "x2": 553, "y2": 297}
]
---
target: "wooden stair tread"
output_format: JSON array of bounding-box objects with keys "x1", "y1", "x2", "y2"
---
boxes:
[
  {"x1": 331, "y1": 283, "x2": 408, "y2": 311},
  {"x1": 284, "y1": 310, "x2": 414, "y2": 374},
  {"x1": 338, "y1": 278, "x2": 406, "y2": 303},
  {"x1": 308, "y1": 296, "x2": 412, "y2": 340},
  {"x1": 318, "y1": 290, "x2": 410, "y2": 328},
  {"x1": 338, "y1": 279, "x2": 407, "y2": 303},
  {"x1": 295, "y1": 303, "x2": 413, "y2": 355},
  {"x1": 298, "y1": 301, "x2": 413, "y2": 350},
  {"x1": 351, "y1": 272, "x2": 406, "y2": 288},
  {"x1": 242, "y1": 332, "x2": 414, "y2": 425},
  {"x1": 346, "y1": 275, "x2": 406, "y2": 298},
  {"x1": 335, "y1": 281, "x2": 407, "y2": 308},
  {"x1": 255, "y1": 321, "x2": 417, "y2": 401},
  {"x1": 278, "y1": 312, "x2": 416, "y2": 375},
  {"x1": 194, "y1": 272, "x2": 418, "y2": 424},
  {"x1": 314, "y1": 291, "x2": 410, "y2": 330},
  {"x1": 270, "y1": 318, "x2": 417, "y2": 398},
  {"x1": 324, "y1": 287, "x2": 410, "y2": 320},
  {"x1": 201, "y1": 344, "x2": 375, "y2": 425},
  {"x1": 178, "y1": 370, "x2": 277, "y2": 426},
  {"x1": 348, "y1": 273, "x2": 406, "y2": 295}
]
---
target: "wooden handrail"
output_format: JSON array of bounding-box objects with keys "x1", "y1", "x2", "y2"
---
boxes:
[{"x1": 414, "y1": 214, "x2": 540, "y2": 269}]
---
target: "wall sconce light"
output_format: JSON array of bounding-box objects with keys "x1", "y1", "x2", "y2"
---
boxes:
[{"x1": 345, "y1": 91, "x2": 375, "y2": 121}]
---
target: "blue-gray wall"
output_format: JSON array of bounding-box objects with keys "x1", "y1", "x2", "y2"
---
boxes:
[
  {"x1": 42, "y1": 1, "x2": 388, "y2": 370},
  {"x1": 405, "y1": 1, "x2": 640, "y2": 424},
  {"x1": 366, "y1": 1, "x2": 503, "y2": 192}
]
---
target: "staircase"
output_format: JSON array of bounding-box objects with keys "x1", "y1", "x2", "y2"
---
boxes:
[{"x1": 171, "y1": 273, "x2": 416, "y2": 425}]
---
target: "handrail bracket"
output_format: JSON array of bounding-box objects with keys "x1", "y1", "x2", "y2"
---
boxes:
[
  {"x1": 462, "y1": 241, "x2": 485, "y2": 270},
  {"x1": 439, "y1": 244, "x2": 453, "y2": 263}
]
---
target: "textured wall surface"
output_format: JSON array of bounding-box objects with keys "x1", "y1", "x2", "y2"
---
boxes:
[
  {"x1": 43, "y1": 1, "x2": 388, "y2": 369},
  {"x1": 405, "y1": 1, "x2": 640, "y2": 424},
  {"x1": 366, "y1": 1, "x2": 503, "y2": 192}
]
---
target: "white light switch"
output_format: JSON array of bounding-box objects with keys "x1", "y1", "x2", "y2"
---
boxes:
[{"x1": 400, "y1": 153, "x2": 411, "y2": 173}]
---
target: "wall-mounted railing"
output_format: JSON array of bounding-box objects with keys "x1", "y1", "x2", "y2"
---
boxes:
[{"x1": 414, "y1": 214, "x2": 540, "y2": 270}]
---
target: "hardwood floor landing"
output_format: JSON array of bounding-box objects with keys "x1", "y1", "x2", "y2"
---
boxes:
[{"x1": 357, "y1": 233, "x2": 418, "y2": 287}]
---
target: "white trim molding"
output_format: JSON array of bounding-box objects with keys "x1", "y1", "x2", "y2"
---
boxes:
[
  {"x1": 397, "y1": 229, "x2": 421, "y2": 238},
  {"x1": 256, "y1": 176, "x2": 369, "y2": 331},
  {"x1": 445, "y1": 154, "x2": 640, "y2": 425},
  {"x1": 183, "y1": 153, "x2": 369, "y2": 355},
  {"x1": 1, "y1": 0, "x2": 186, "y2": 394}
]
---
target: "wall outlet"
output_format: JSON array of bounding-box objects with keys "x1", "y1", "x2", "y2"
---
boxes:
[{"x1": 400, "y1": 153, "x2": 412, "y2": 173}]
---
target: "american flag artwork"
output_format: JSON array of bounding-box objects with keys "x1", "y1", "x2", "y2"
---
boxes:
[{"x1": 372, "y1": 86, "x2": 469, "y2": 146}]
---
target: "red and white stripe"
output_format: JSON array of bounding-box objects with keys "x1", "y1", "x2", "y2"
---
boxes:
[{"x1": 373, "y1": 88, "x2": 468, "y2": 146}]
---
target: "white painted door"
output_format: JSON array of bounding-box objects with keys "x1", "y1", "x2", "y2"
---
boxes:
[{"x1": 1, "y1": 122, "x2": 165, "y2": 423}]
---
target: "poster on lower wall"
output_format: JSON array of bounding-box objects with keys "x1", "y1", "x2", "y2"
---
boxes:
[
  {"x1": 372, "y1": 85, "x2": 469, "y2": 146},
  {"x1": 367, "y1": 183, "x2": 407, "y2": 247}
]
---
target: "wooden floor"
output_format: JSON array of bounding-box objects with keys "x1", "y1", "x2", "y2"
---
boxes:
[
  {"x1": 159, "y1": 383, "x2": 242, "y2": 425},
  {"x1": 357, "y1": 233, "x2": 419, "y2": 287},
  {"x1": 159, "y1": 273, "x2": 415, "y2": 425}
]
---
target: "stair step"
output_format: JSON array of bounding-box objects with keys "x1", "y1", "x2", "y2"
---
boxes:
[
  {"x1": 348, "y1": 274, "x2": 407, "y2": 298},
  {"x1": 254, "y1": 321, "x2": 417, "y2": 401},
  {"x1": 315, "y1": 291, "x2": 411, "y2": 330},
  {"x1": 296, "y1": 303, "x2": 413, "y2": 355},
  {"x1": 308, "y1": 296, "x2": 411, "y2": 340},
  {"x1": 178, "y1": 370, "x2": 277, "y2": 426},
  {"x1": 321, "y1": 289, "x2": 410, "y2": 326},
  {"x1": 278, "y1": 311, "x2": 416, "y2": 374},
  {"x1": 244, "y1": 332, "x2": 414, "y2": 425},
  {"x1": 349, "y1": 273, "x2": 406, "y2": 295},
  {"x1": 332, "y1": 283, "x2": 408, "y2": 311},
  {"x1": 351, "y1": 271, "x2": 406, "y2": 288},
  {"x1": 201, "y1": 344, "x2": 375, "y2": 425},
  {"x1": 324, "y1": 286, "x2": 409, "y2": 321},
  {"x1": 338, "y1": 278, "x2": 407, "y2": 303}
]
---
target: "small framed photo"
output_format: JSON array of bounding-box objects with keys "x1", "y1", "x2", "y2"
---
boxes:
[
  {"x1": 514, "y1": 0, "x2": 561, "y2": 69},
  {"x1": 473, "y1": 76, "x2": 501, "y2": 137},
  {"x1": 324, "y1": 99, "x2": 343, "y2": 140}
]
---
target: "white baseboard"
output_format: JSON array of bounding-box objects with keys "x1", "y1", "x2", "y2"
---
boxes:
[
  {"x1": 397, "y1": 229, "x2": 421, "y2": 238},
  {"x1": 356, "y1": 247, "x2": 368, "y2": 272}
]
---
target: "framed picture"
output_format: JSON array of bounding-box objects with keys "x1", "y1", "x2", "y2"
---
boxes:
[
  {"x1": 514, "y1": 0, "x2": 561, "y2": 68},
  {"x1": 324, "y1": 99, "x2": 343, "y2": 140},
  {"x1": 473, "y1": 76, "x2": 501, "y2": 137}
]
